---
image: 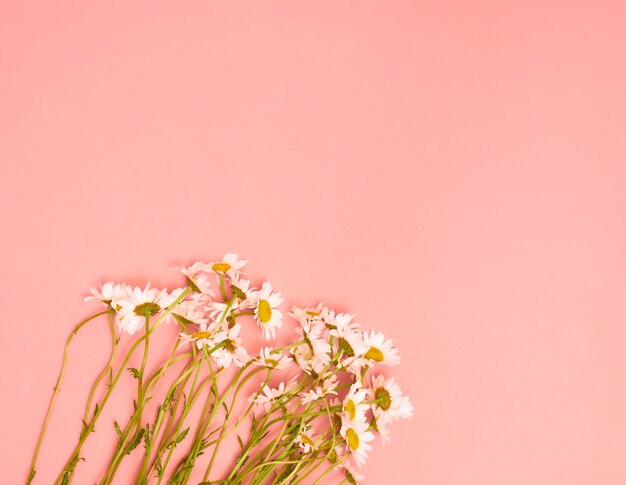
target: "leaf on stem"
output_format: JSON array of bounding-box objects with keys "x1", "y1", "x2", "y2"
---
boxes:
[
  {"x1": 127, "y1": 367, "x2": 140, "y2": 380},
  {"x1": 167, "y1": 427, "x2": 190, "y2": 449},
  {"x1": 125, "y1": 428, "x2": 145, "y2": 455},
  {"x1": 113, "y1": 421, "x2": 122, "y2": 438}
]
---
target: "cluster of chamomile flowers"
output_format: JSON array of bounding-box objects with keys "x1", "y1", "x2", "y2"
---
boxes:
[
  {"x1": 252, "y1": 303, "x2": 414, "y2": 482},
  {"x1": 84, "y1": 253, "x2": 412, "y2": 483},
  {"x1": 85, "y1": 254, "x2": 285, "y2": 369}
]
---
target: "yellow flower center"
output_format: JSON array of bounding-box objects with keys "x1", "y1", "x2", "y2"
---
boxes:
[
  {"x1": 265, "y1": 358, "x2": 280, "y2": 368},
  {"x1": 344, "y1": 399, "x2": 357, "y2": 420},
  {"x1": 134, "y1": 302, "x2": 161, "y2": 316},
  {"x1": 306, "y1": 310, "x2": 319, "y2": 317},
  {"x1": 301, "y1": 434, "x2": 314, "y2": 446},
  {"x1": 258, "y1": 299, "x2": 272, "y2": 323},
  {"x1": 375, "y1": 387, "x2": 392, "y2": 411},
  {"x1": 364, "y1": 346, "x2": 384, "y2": 362},
  {"x1": 224, "y1": 339, "x2": 236, "y2": 353},
  {"x1": 338, "y1": 337, "x2": 355, "y2": 357},
  {"x1": 346, "y1": 428, "x2": 359, "y2": 450},
  {"x1": 192, "y1": 331, "x2": 211, "y2": 340},
  {"x1": 211, "y1": 262, "x2": 231, "y2": 273}
]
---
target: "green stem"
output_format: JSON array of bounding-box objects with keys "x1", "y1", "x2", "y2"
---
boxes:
[
  {"x1": 202, "y1": 367, "x2": 268, "y2": 481},
  {"x1": 55, "y1": 288, "x2": 191, "y2": 484},
  {"x1": 83, "y1": 311, "x2": 118, "y2": 424},
  {"x1": 27, "y1": 309, "x2": 108, "y2": 485}
]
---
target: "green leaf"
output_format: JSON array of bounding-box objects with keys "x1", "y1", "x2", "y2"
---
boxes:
[
  {"x1": 236, "y1": 434, "x2": 244, "y2": 449},
  {"x1": 251, "y1": 414, "x2": 257, "y2": 433},
  {"x1": 107, "y1": 368, "x2": 113, "y2": 389},
  {"x1": 79, "y1": 419, "x2": 89, "y2": 439},
  {"x1": 174, "y1": 427, "x2": 190, "y2": 447},
  {"x1": 114, "y1": 421, "x2": 122, "y2": 438},
  {"x1": 27, "y1": 470, "x2": 35, "y2": 485},
  {"x1": 127, "y1": 367, "x2": 140, "y2": 379},
  {"x1": 125, "y1": 428, "x2": 145, "y2": 455},
  {"x1": 143, "y1": 424, "x2": 150, "y2": 451}
]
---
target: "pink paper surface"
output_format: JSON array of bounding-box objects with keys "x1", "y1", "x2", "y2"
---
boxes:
[{"x1": 2, "y1": 2, "x2": 626, "y2": 484}]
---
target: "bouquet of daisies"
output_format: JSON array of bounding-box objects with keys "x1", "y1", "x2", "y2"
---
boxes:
[{"x1": 29, "y1": 254, "x2": 413, "y2": 485}]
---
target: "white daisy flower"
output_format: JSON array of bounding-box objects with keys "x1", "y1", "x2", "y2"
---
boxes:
[
  {"x1": 300, "y1": 375, "x2": 339, "y2": 405},
  {"x1": 371, "y1": 415, "x2": 391, "y2": 446},
  {"x1": 361, "y1": 330, "x2": 400, "y2": 367},
  {"x1": 290, "y1": 345, "x2": 327, "y2": 376},
  {"x1": 171, "y1": 300, "x2": 208, "y2": 329},
  {"x1": 253, "y1": 282, "x2": 283, "y2": 340},
  {"x1": 294, "y1": 425, "x2": 318, "y2": 453},
  {"x1": 179, "y1": 322, "x2": 226, "y2": 350},
  {"x1": 288, "y1": 302, "x2": 326, "y2": 326},
  {"x1": 250, "y1": 379, "x2": 298, "y2": 412},
  {"x1": 209, "y1": 299, "x2": 240, "y2": 325},
  {"x1": 85, "y1": 282, "x2": 131, "y2": 308},
  {"x1": 325, "y1": 311, "x2": 366, "y2": 360},
  {"x1": 293, "y1": 321, "x2": 332, "y2": 367},
  {"x1": 175, "y1": 262, "x2": 215, "y2": 297},
  {"x1": 343, "y1": 459, "x2": 365, "y2": 484},
  {"x1": 229, "y1": 275, "x2": 258, "y2": 309},
  {"x1": 342, "y1": 382, "x2": 369, "y2": 424},
  {"x1": 367, "y1": 375, "x2": 413, "y2": 424},
  {"x1": 115, "y1": 285, "x2": 183, "y2": 335},
  {"x1": 340, "y1": 416, "x2": 375, "y2": 467},
  {"x1": 254, "y1": 347, "x2": 291, "y2": 370},
  {"x1": 212, "y1": 324, "x2": 250, "y2": 368},
  {"x1": 204, "y1": 253, "x2": 248, "y2": 278}
]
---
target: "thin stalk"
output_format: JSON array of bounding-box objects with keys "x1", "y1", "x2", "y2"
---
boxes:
[
  {"x1": 55, "y1": 288, "x2": 191, "y2": 484},
  {"x1": 27, "y1": 309, "x2": 108, "y2": 484}
]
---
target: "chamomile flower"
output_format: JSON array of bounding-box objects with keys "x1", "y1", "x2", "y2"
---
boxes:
[
  {"x1": 115, "y1": 285, "x2": 183, "y2": 335},
  {"x1": 209, "y1": 299, "x2": 240, "y2": 325},
  {"x1": 204, "y1": 253, "x2": 248, "y2": 278},
  {"x1": 293, "y1": 321, "x2": 332, "y2": 367},
  {"x1": 343, "y1": 459, "x2": 366, "y2": 484},
  {"x1": 171, "y1": 300, "x2": 208, "y2": 329},
  {"x1": 342, "y1": 382, "x2": 369, "y2": 424},
  {"x1": 288, "y1": 302, "x2": 326, "y2": 326},
  {"x1": 340, "y1": 416, "x2": 375, "y2": 467},
  {"x1": 371, "y1": 415, "x2": 391, "y2": 445},
  {"x1": 229, "y1": 275, "x2": 258, "y2": 309},
  {"x1": 253, "y1": 282, "x2": 283, "y2": 340},
  {"x1": 291, "y1": 345, "x2": 326, "y2": 376},
  {"x1": 251, "y1": 379, "x2": 298, "y2": 412},
  {"x1": 325, "y1": 312, "x2": 366, "y2": 360},
  {"x1": 212, "y1": 324, "x2": 250, "y2": 368},
  {"x1": 294, "y1": 425, "x2": 318, "y2": 453},
  {"x1": 85, "y1": 282, "x2": 131, "y2": 308},
  {"x1": 367, "y1": 375, "x2": 413, "y2": 424},
  {"x1": 300, "y1": 375, "x2": 339, "y2": 405},
  {"x1": 179, "y1": 322, "x2": 226, "y2": 350},
  {"x1": 175, "y1": 262, "x2": 215, "y2": 296},
  {"x1": 254, "y1": 347, "x2": 291, "y2": 370},
  {"x1": 361, "y1": 331, "x2": 400, "y2": 367}
]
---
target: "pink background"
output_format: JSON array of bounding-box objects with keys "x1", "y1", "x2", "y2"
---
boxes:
[{"x1": 2, "y1": 1, "x2": 626, "y2": 484}]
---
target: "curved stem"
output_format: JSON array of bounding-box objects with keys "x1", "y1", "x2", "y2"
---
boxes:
[
  {"x1": 83, "y1": 311, "x2": 118, "y2": 423},
  {"x1": 55, "y1": 288, "x2": 191, "y2": 484},
  {"x1": 100, "y1": 345, "x2": 192, "y2": 485},
  {"x1": 27, "y1": 309, "x2": 108, "y2": 484},
  {"x1": 202, "y1": 367, "x2": 268, "y2": 481}
]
